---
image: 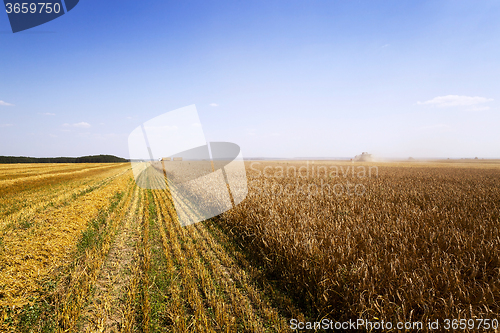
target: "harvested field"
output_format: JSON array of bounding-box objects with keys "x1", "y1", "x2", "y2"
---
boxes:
[{"x1": 0, "y1": 164, "x2": 299, "y2": 332}]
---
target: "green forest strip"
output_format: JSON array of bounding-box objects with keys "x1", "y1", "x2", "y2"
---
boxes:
[{"x1": 0, "y1": 155, "x2": 129, "y2": 164}]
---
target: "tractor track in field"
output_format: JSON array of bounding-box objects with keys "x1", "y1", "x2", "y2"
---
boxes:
[{"x1": 79, "y1": 186, "x2": 141, "y2": 333}]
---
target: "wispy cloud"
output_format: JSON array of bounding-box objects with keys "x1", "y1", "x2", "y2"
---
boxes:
[
  {"x1": 0, "y1": 124, "x2": 13, "y2": 128},
  {"x1": 0, "y1": 100, "x2": 14, "y2": 106},
  {"x1": 39, "y1": 112, "x2": 56, "y2": 116},
  {"x1": 63, "y1": 122, "x2": 91, "y2": 128},
  {"x1": 209, "y1": 103, "x2": 219, "y2": 107},
  {"x1": 417, "y1": 95, "x2": 493, "y2": 108},
  {"x1": 74, "y1": 122, "x2": 91, "y2": 128}
]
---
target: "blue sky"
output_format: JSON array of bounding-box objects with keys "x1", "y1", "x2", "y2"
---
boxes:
[{"x1": 1, "y1": 0, "x2": 499, "y2": 158}]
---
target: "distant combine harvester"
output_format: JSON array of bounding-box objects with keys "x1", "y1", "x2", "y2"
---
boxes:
[{"x1": 353, "y1": 152, "x2": 374, "y2": 162}]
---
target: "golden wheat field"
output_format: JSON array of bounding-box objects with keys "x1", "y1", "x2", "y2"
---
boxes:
[{"x1": 0, "y1": 161, "x2": 499, "y2": 332}]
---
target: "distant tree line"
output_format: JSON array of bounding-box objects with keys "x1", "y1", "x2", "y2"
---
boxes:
[{"x1": 0, "y1": 155, "x2": 129, "y2": 164}]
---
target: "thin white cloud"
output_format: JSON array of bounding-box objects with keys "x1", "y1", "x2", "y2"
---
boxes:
[
  {"x1": 418, "y1": 95, "x2": 493, "y2": 108},
  {"x1": 39, "y1": 112, "x2": 56, "y2": 116},
  {"x1": 192, "y1": 123, "x2": 202, "y2": 127},
  {"x1": 74, "y1": 122, "x2": 91, "y2": 128},
  {"x1": 0, "y1": 100, "x2": 14, "y2": 106},
  {"x1": 209, "y1": 103, "x2": 219, "y2": 107},
  {"x1": 0, "y1": 124, "x2": 13, "y2": 128},
  {"x1": 63, "y1": 122, "x2": 91, "y2": 128}
]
